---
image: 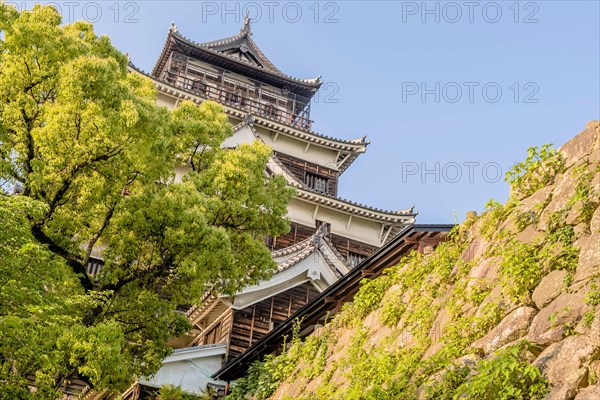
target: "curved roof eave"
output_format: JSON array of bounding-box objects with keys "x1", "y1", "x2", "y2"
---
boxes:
[
  {"x1": 297, "y1": 189, "x2": 417, "y2": 224},
  {"x1": 266, "y1": 154, "x2": 417, "y2": 224},
  {"x1": 152, "y1": 27, "x2": 322, "y2": 90},
  {"x1": 200, "y1": 17, "x2": 283, "y2": 75},
  {"x1": 128, "y1": 64, "x2": 368, "y2": 155},
  {"x1": 250, "y1": 116, "x2": 369, "y2": 157}
]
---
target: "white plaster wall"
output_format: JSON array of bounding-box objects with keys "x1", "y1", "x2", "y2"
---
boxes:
[
  {"x1": 152, "y1": 80, "x2": 385, "y2": 247},
  {"x1": 156, "y1": 93, "x2": 178, "y2": 110},
  {"x1": 174, "y1": 165, "x2": 191, "y2": 183},
  {"x1": 140, "y1": 351, "x2": 225, "y2": 395},
  {"x1": 286, "y1": 198, "x2": 318, "y2": 227},
  {"x1": 254, "y1": 125, "x2": 339, "y2": 168},
  {"x1": 316, "y1": 205, "x2": 383, "y2": 246},
  {"x1": 221, "y1": 125, "x2": 257, "y2": 148},
  {"x1": 286, "y1": 198, "x2": 384, "y2": 247}
]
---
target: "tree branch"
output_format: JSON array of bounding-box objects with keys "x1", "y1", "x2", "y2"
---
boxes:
[
  {"x1": 30, "y1": 224, "x2": 94, "y2": 291},
  {"x1": 82, "y1": 202, "x2": 116, "y2": 268},
  {"x1": 46, "y1": 146, "x2": 123, "y2": 218},
  {"x1": 20, "y1": 109, "x2": 36, "y2": 196}
]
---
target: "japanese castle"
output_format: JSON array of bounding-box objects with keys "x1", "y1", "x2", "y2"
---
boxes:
[{"x1": 120, "y1": 18, "x2": 416, "y2": 398}]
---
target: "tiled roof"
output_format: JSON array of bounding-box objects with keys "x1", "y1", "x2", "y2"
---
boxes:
[
  {"x1": 271, "y1": 236, "x2": 314, "y2": 258},
  {"x1": 127, "y1": 64, "x2": 368, "y2": 155},
  {"x1": 123, "y1": 70, "x2": 414, "y2": 225},
  {"x1": 275, "y1": 244, "x2": 316, "y2": 272},
  {"x1": 297, "y1": 189, "x2": 416, "y2": 221},
  {"x1": 152, "y1": 21, "x2": 321, "y2": 88},
  {"x1": 273, "y1": 230, "x2": 350, "y2": 276},
  {"x1": 186, "y1": 293, "x2": 218, "y2": 322},
  {"x1": 251, "y1": 117, "x2": 369, "y2": 161},
  {"x1": 213, "y1": 225, "x2": 455, "y2": 382},
  {"x1": 199, "y1": 17, "x2": 282, "y2": 75},
  {"x1": 266, "y1": 151, "x2": 416, "y2": 223}
]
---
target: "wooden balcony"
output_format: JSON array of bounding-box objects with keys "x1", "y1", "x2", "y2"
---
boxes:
[{"x1": 162, "y1": 71, "x2": 314, "y2": 130}]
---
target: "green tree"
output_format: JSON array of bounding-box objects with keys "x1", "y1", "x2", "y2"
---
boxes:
[{"x1": 0, "y1": 4, "x2": 293, "y2": 398}]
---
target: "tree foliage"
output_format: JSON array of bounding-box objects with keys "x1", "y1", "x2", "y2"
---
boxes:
[{"x1": 0, "y1": 4, "x2": 293, "y2": 397}]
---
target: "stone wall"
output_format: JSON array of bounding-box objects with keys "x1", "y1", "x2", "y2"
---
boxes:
[{"x1": 258, "y1": 121, "x2": 600, "y2": 400}]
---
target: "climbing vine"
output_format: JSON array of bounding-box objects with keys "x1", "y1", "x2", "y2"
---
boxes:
[
  {"x1": 505, "y1": 144, "x2": 565, "y2": 198},
  {"x1": 224, "y1": 144, "x2": 582, "y2": 400}
]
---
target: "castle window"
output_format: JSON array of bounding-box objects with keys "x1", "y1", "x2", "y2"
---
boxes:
[
  {"x1": 347, "y1": 252, "x2": 366, "y2": 268},
  {"x1": 315, "y1": 220, "x2": 331, "y2": 234},
  {"x1": 305, "y1": 172, "x2": 328, "y2": 194},
  {"x1": 86, "y1": 258, "x2": 104, "y2": 276}
]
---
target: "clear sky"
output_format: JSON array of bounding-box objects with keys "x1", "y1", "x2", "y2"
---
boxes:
[{"x1": 22, "y1": 0, "x2": 600, "y2": 223}]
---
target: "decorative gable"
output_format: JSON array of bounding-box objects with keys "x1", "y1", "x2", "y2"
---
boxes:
[{"x1": 200, "y1": 16, "x2": 282, "y2": 74}]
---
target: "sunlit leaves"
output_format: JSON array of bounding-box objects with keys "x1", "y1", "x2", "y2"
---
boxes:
[{"x1": 0, "y1": 3, "x2": 293, "y2": 397}]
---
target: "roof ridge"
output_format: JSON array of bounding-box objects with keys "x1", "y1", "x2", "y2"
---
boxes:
[
  {"x1": 201, "y1": 16, "x2": 283, "y2": 75},
  {"x1": 271, "y1": 235, "x2": 314, "y2": 257},
  {"x1": 318, "y1": 236, "x2": 351, "y2": 275},
  {"x1": 171, "y1": 29, "x2": 321, "y2": 86},
  {"x1": 298, "y1": 187, "x2": 416, "y2": 217},
  {"x1": 253, "y1": 118, "x2": 369, "y2": 146},
  {"x1": 243, "y1": 27, "x2": 282, "y2": 74},
  {"x1": 276, "y1": 245, "x2": 315, "y2": 272},
  {"x1": 320, "y1": 236, "x2": 350, "y2": 266},
  {"x1": 230, "y1": 120, "x2": 247, "y2": 133}
]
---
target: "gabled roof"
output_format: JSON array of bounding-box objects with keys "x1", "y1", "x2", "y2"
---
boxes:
[
  {"x1": 200, "y1": 17, "x2": 282, "y2": 75},
  {"x1": 222, "y1": 120, "x2": 416, "y2": 229},
  {"x1": 153, "y1": 343, "x2": 227, "y2": 364},
  {"x1": 213, "y1": 224, "x2": 454, "y2": 382},
  {"x1": 128, "y1": 63, "x2": 369, "y2": 157},
  {"x1": 296, "y1": 189, "x2": 416, "y2": 227},
  {"x1": 136, "y1": 344, "x2": 227, "y2": 396},
  {"x1": 273, "y1": 228, "x2": 350, "y2": 275},
  {"x1": 151, "y1": 19, "x2": 321, "y2": 94},
  {"x1": 230, "y1": 228, "x2": 350, "y2": 310}
]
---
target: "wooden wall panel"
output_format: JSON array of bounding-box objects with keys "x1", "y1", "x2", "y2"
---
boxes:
[
  {"x1": 274, "y1": 151, "x2": 338, "y2": 196},
  {"x1": 271, "y1": 222, "x2": 315, "y2": 251},
  {"x1": 227, "y1": 282, "x2": 320, "y2": 361},
  {"x1": 268, "y1": 223, "x2": 378, "y2": 266},
  {"x1": 329, "y1": 233, "x2": 377, "y2": 259}
]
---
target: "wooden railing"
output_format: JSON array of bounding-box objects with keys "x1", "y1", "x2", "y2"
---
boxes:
[{"x1": 163, "y1": 71, "x2": 313, "y2": 130}]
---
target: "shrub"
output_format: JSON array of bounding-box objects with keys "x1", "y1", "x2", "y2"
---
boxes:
[
  {"x1": 352, "y1": 275, "x2": 391, "y2": 319},
  {"x1": 585, "y1": 284, "x2": 600, "y2": 306}
]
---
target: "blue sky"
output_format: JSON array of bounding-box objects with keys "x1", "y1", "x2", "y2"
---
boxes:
[{"x1": 24, "y1": 1, "x2": 600, "y2": 223}]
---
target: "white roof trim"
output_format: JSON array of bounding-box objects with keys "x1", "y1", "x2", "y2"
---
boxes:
[
  {"x1": 232, "y1": 250, "x2": 339, "y2": 310},
  {"x1": 221, "y1": 124, "x2": 257, "y2": 148},
  {"x1": 161, "y1": 344, "x2": 227, "y2": 363}
]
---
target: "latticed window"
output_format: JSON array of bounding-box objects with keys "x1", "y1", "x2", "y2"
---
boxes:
[
  {"x1": 347, "y1": 252, "x2": 367, "y2": 268},
  {"x1": 86, "y1": 258, "x2": 103, "y2": 276},
  {"x1": 305, "y1": 172, "x2": 328, "y2": 194}
]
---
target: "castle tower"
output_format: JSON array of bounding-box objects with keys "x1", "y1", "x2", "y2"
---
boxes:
[{"x1": 126, "y1": 19, "x2": 416, "y2": 397}]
